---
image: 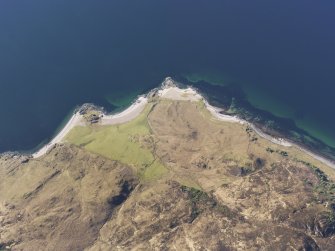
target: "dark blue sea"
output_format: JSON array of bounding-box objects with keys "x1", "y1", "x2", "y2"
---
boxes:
[{"x1": 0, "y1": 0, "x2": 335, "y2": 156}]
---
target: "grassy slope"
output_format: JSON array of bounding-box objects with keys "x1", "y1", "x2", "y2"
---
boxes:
[{"x1": 65, "y1": 104, "x2": 168, "y2": 181}]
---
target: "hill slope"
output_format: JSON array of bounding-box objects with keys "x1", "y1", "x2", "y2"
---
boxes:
[{"x1": 1, "y1": 95, "x2": 335, "y2": 250}]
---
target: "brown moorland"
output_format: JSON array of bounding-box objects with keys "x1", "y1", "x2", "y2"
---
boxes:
[{"x1": 1, "y1": 97, "x2": 335, "y2": 250}]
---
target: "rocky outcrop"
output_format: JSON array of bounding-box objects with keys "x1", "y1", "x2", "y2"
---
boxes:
[
  {"x1": 0, "y1": 151, "x2": 31, "y2": 163},
  {"x1": 161, "y1": 76, "x2": 177, "y2": 89},
  {"x1": 306, "y1": 213, "x2": 335, "y2": 237},
  {"x1": 0, "y1": 145, "x2": 138, "y2": 251},
  {"x1": 76, "y1": 103, "x2": 104, "y2": 124},
  {"x1": 76, "y1": 103, "x2": 105, "y2": 115}
]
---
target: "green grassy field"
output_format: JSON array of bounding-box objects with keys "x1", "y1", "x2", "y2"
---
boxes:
[{"x1": 65, "y1": 104, "x2": 168, "y2": 181}]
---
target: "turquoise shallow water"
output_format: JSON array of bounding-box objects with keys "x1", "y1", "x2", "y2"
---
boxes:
[
  {"x1": 0, "y1": 0, "x2": 334, "y2": 153},
  {"x1": 183, "y1": 72, "x2": 335, "y2": 149}
]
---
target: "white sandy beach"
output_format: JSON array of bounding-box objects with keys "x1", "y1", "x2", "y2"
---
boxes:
[
  {"x1": 101, "y1": 96, "x2": 148, "y2": 125},
  {"x1": 158, "y1": 86, "x2": 202, "y2": 101},
  {"x1": 157, "y1": 82, "x2": 335, "y2": 169},
  {"x1": 33, "y1": 113, "x2": 83, "y2": 158},
  {"x1": 32, "y1": 79, "x2": 335, "y2": 170},
  {"x1": 158, "y1": 84, "x2": 292, "y2": 145},
  {"x1": 32, "y1": 97, "x2": 148, "y2": 158}
]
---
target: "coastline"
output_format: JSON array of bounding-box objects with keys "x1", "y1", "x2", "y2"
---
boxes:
[
  {"x1": 158, "y1": 78, "x2": 335, "y2": 170},
  {"x1": 32, "y1": 113, "x2": 83, "y2": 158},
  {"x1": 26, "y1": 77, "x2": 335, "y2": 170},
  {"x1": 201, "y1": 93, "x2": 335, "y2": 170},
  {"x1": 100, "y1": 96, "x2": 148, "y2": 125},
  {"x1": 31, "y1": 96, "x2": 148, "y2": 159}
]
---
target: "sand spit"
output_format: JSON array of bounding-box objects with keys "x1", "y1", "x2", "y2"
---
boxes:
[{"x1": 31, "y1": 77, "x2": 335, "y2": 170}]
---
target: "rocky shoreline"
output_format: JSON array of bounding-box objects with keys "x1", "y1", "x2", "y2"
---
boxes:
[
  {"x1": 0, "y1": 151, "x2": 31, "y2": 163},
  {"x1": 175, "y1": 78, "x2": 335, "y2": 169},
  {"x1": 1, "y1": 77, "x2": 335, "y2": 170}
]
